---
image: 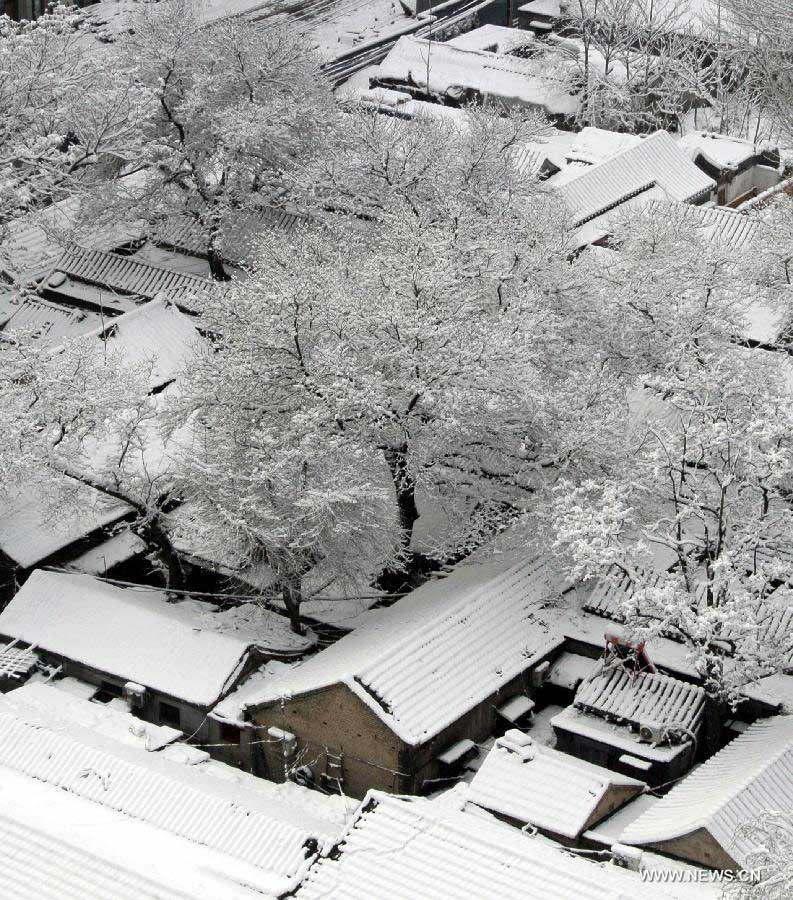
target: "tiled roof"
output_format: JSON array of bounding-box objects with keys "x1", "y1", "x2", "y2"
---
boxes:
[
  {"x1": 48, "y1": 246, "x2": 213, "y2": 308},
  {"x1": 156, "y1": 206, "x2": 305, "y2": 264},
  {"x1": 574, "y1": 665, "x2": 707, "y2": 737},
  {"x1": 621, "y1": 716, "x2": 793, "y2": 867},
  {"x1": 0, "y1": 697, "x2": 338, "y2": 893},
  {"x1": 467, "y1": 732, "x2": 644, "y2": 838},
  {"x1": 0, "y1": 196, "x2": 81, "y2": 283},
  {"x1": 643, "y1": 200, "x2": 762, "y2": 249},
  {"x1": 0, "y1": 570, "x2": 255, "y2": 707},
  {"x1": 244, "y1": 558, "x2": 565, "y2": 745},
  {"x1": 294, "y1": 790, "x2": 678, "y2": 900},
  {"x1": 81, "y1": 297, "x2": 203, "y2": 389},
  {"x1": 0, "y1": 295, "x2": 104, "y2": 342},
  {"x1": 558, "y1": 131, "x2": 715, "y2": 226}
]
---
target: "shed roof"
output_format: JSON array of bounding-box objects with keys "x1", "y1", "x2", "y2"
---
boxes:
[
  {"x1": 0, "y1": 694, "x2": 338, "y2": 894},
  {"x1": 574, "y1": 665, "x2": 707, "y2": 737},
  {"x1": 558, "y1": 131, "x2": 715, "y2": 226},
  {"x1": 467, "y1": 732, "x2": 644, "y2": 839},
  {"x1": 242, "y1": 558, "x2": 565, "y2": 745},
  {"x1": 294, "y1": 790, "x2": 679, "y2": 900},
  {"x1": 0, "y1": 570, "x2": 279, "y2": 706},
  {"x1": 621, "y1": 716, "x2": 793, "y2": 867},
  {"x1": 678, "y1": 131, "x2": 775, "y2": 170}
]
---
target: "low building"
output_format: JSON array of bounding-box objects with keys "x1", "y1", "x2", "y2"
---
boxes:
[
  {"x1": 678, "y1": 131, "x2": 781, "y2": 208},
  {"x1": 556, "y1": 130, "x2": 716, "y2": 246},
  {"x1": 620, "y1": 715, "x2": 793, "y2": 871},
  {"x1": 552, "y1": 664, "x2": 710, "y2": 786},
  {"x1": 0, "y1": 569, "x2": 312, "y2": 747},
  {"x1": 292, "y1": 789, "x2": 681, "y2": 900},
  {"x1": 228, "y1": 558, "x2": 566, "y2": 798},
  {"x1": 372, "y1": 36, "x2": 578, "y2": 123},
  {"x1": 467, "y1": 729, "x2": 645, "y2": 843},
  {"x1": 0, "y1": 690, "x2": 342, "y2": 898},
  {"x1": 0, "y1": 473, "x2": 135, "y2": 604},
  {"x1": 517, "y1": 0, "x2": 561, "y2": 35}
]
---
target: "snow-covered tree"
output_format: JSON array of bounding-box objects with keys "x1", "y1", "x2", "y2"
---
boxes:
[
  {"x1": 554, "y1": 213, "x2": 793, "y2": 703},
  {"x1": 84, "y1": 0, "x2": 335, "y2": 280},
  {"x1": 0, "y1": 7, "x2": 146, "y2": 229},
  {"x1": 175, "y1": 108, "x2": 621, "y2": 600},
  {"x1": 732, "y1": 812, "x2": 793, "y2": 899},
  {"x1": 0, "y1": 331, "x2": 188, "y2": 587}
]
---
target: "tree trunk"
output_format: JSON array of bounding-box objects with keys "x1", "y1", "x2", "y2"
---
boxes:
[
  {"x1": 207, "y1": 246, "x2": 230, "y2": 282},
  {"x1": 145, "y1": 518, "x2": 187, "y2": 590},
  {"x1": 383, "y1": 444, "x2": 419, "y2": 559},
  {"x1": 281, "y1": 573, "x2": 305, "y2": 635}
]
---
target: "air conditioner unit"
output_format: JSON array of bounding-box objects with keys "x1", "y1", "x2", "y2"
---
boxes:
[{"x1": 638, "y1": 721, "x2": 667, "y2": 745}]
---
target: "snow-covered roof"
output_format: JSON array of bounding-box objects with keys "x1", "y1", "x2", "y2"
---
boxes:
[
  {"x1": 574, "y1": 665, "x2": 707, "y2": 737},
  {"x1": 0, "y1": 694, "x2": 339, "y2": 896},
  {"x1": 155, "y1": 206, "x2": 305, "y2": 266},
  {"x1": 79, "y1": 297, "x2": 203, "y2": 389},
  {"x1": 294, "y1": 790, "x2": 679, "y2": 900},
  {"x1": 519, "y1": 0, "x2": 561, "y2": 16},
  {"x1": 0, "y1": 474, "x2": 132, "y2": 569},
  {"x1": 0, "y1": 295, "x2": 104, "y2": 343},
  {"x1": 467, "y1": 731, "x2": 644, "y2": 839},
  {"x1": 66, "y1": 527, "x2": 147, "y2": 576},
  {"x1": 0, "y1": 570, "x2": 302, "y2": 707},
  {"x1": 6, "y1": 680, "x2": 181, "y2": 751},
  {"x1": 621, "y1": 716, "x2": 793, "y2": 868},
  {"x1": 45, "y1": 245, "x2": 213, "y2": 309},
  {"x1": 445, "y1": 24, "x2": 537, "y2": 55},
  {"x1": 642, "y1": 199, "x2": 762, "y2": 249},
  {"x1": 568, "y1": 127, "x2": 643, "y2": 166},
  {"x1": 242, "y1": 557, "x2": 565, "y2": 744},
  {"x1": 375, "y1": 37, "x2": 578, "y2": 117},
  {"x1": 0, "y1": 196, "x2": 82, "y2": 283},
  {"x1": 558, "y1": 131, "x2": 716, "y2": 226},
  {"x1": 678, "y1": 131, "x2": 775, "y2": 171}
]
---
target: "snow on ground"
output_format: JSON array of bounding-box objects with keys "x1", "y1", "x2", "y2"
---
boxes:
[{"x1": 309, "y1": 0, "x2": 413, "y2": 60}]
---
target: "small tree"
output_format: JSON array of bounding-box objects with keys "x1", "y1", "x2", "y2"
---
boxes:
[{"x1": 87, "y1": 0, "x2": 335, "y2": 280}]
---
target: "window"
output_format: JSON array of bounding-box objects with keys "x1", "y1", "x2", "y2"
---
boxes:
[
  {"x1": 94, "y1": 680, "x2": 123, "y2": 704},
  {"x1": 219, "y1": 722, "x2": 241, "y2": 744},
  {"x1": 159, "y1": 702, "x2": 181, "y2": 728}
]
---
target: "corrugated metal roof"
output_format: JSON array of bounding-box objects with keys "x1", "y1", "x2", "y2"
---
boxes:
[
  {"x1": 246, "y1": 558, "x2": 566, "y2": 745},
  {"x1": 621, "y1": 716, "x2": 793, "y2": 867},
  {"x1": 0, "y1": 474, "x2": 132, "y2": 569},
  {"x1": 574, "y1": 665, "x2": 706, "y2": 737},
  {"x1": 467, "y1": 733, "x2": 644, "y2": 838},
  {"x1": 558, "y1": 131, "x2": 715, "y2": 226},
  {"x1": 0, "y1": 697, "x2": 338, "y2": 889},
  {"x1": 295, "y1": 790, "x2": 678, "y2": 900},
  {"x1": 48, "y1": 246, "x2": 213, "y2": 308}
]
